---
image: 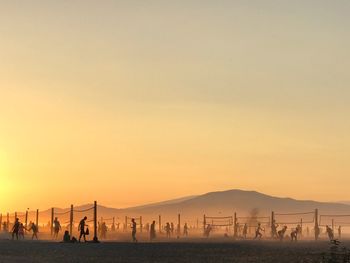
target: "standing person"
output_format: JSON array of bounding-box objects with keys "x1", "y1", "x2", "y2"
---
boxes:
[
  {"x1": 28, "y1": 222, "x2": 39, "y2": 240},
  {"x1": 165, "y1": 223, "x2": 171, "y2": 238},
  {"x1": 326, "y1": 225, "x2": 334, "y2": 241},
  {"x1": 53, "y1": 217, "x2": 61, "y2": 239},
  {"x1": 12, "y1": 218, "x2": 20, "y2": 240},
  {"x1": 254, "y1": 223, "x2": 263, "y2": 240},
  {"x1": 278, "y1": 226, "x2": 288, "y2": 241},
  {"x1": 78, "y1": 216, "x2": 88, "y2": 242},
  {"x1": 183, "y1": 223, "x2": 189, "y2": 237},
  {"x1": 291, "y1": 228, "x2": 298, "y2": 242},
  {"x1": 170, "y1": 223, "x2": 174, "y2": 236},
  {"x1": 243, "y1": 223, "x2": 248, "y2": 239},
  {"x1": 271, "y1": 220, "x2": 278, "y2": 239},
  {"x1": 150, "y1": 221, "x2": 156, "y2": 241},
  {"x1": 18, "y1": 223, "x2": 25, "y2": 239},
  {"x1": 131, "y1": 218, "x2": 137, "y2": 242}
]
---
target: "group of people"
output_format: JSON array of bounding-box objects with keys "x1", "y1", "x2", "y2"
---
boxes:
[{"x1": 10, "y1": 218, "x2": 38, "y2": 240}]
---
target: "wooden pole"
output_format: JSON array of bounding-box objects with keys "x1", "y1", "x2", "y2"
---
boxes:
[
  {"x1": 70, "y1": 205, "x2": 73, "y2": 238},
  {"x1": 51, "y1": 208, "x2": 54, "y2": 236},
  {"x1": 158, "y1": 215, "x2": 161, "y2": 233},
  {"x1": 314, "y1": 209, "x2": 319, "y2": 241},
  {"x1": 25, "y1": 210, "x2": 28, "y2": 233},
  {"x1": 0, "y1": 213, "x2": 2, "y2": 231},
  {"x1": 234, "y1": 212, "x2": 238, "y2": 238},
  {"x1": 7, "y1": 213, "x2": 9, "y2": 232},
  {"x1": 300, "y1": 218, "x2": 303, "y2": 237},
  {"x1": 36, "y1": 209, "x2": 39, "y2": 229},
  {"x1": 177, "y1": 213, "x2": 181, "y2": 238},
  {"x1": 93, "y1": 201, "x2": 98, "y2": 242},
  {"x1": 203, "y1": 214, "x2": 206, "y2": 232},
  {"x1": 271, "y1": 211, "x2": 275, "y2": 238},
  {"x1": 140, "y1": 216, "x2": 143, "y2": 233}
]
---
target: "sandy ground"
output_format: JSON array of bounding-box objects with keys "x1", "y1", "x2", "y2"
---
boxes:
[{"x1": 0, "y1": 237, "x2": 347, "y2": 263}]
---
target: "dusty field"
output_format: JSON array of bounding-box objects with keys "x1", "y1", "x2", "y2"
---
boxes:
[{"x1": 0, "y1": 238, "x2": 346, "y2": 263}]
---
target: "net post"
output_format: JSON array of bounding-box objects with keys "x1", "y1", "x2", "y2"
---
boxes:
[
  {"x1": 25, "y1": 210, "x2": 28, "y2": 233},
  {"x1": 51, "y1": 208, "x2": 54, "y2": 236},
  {"x1": 177, "y1": 213, "x2": 181, "y2": 238},
  {"x1": 36, "y1": 209, "x2": 39, "y2": 230},
  {"x1": 203, "y1": 214, "x2": 206, "y2": 233},
  {"x1": 70, "y1": 205, "x2": 73, "y2": 238},
  {"x1": 93, "y1": 200, "x2": 99, "y2": 242},
  {"x1": 140, "y1": 216, "x2": 143, "y2": 233},
  {"x1": 314, "y1": 209, "x2": 319, "y2": 241},
  {"x1": 0, "y1": 213, "x2": 2, "y2": 231},
  {"x1": 300, "y1": 218, "x2": 303, "y2": 237},
  {"x1": 7, "y1": 213, "x2": 9, "y2": 232},
  {"x1": 158, "y1": 215, "x2": 162, "y2": 233},
  {"x1": 234, "y1": 212, "x2": 237, "y2": 238},
  {"x1": 271, "y1": 211, "x2": 275, "y2": 238}
]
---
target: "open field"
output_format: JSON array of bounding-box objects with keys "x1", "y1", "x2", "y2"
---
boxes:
[{"x1": 0, "y1": 238, "x2": 348, "y2": 263}]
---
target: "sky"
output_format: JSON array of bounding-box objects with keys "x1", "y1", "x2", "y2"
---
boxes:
[{"x1": 0, "y1": 0, "x2": 350, "y2": 212}]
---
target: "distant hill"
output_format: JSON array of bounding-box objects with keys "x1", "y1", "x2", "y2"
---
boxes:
[{"x1": 18, "y1": 189, "x2": 350, "y2": 224}]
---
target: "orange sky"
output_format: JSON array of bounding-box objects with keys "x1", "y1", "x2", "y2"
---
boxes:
[{"x1": 1, "y1": 1, "x2": 350, "y2": 212}]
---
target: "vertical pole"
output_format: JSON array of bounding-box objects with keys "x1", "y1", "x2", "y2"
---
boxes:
[
  {"x1": 25, "y1": 210, "x2": 28, "y2": 233},
  {"x1": 271, "y1": 211, "x2": 275, "y2": 238},
  {"x1": 314, "y1": 209, "x2": 319, "y2": 241},
  {"x1": 93, "y1": 201, "x2": 98, "y2": 242},
  {"x1": 51, "y1": 208, "x2": 54, "y2": 236},
  {"x1": 7, "y1": 213, "x2": 10, "y2": 232},
  {"x1": 300, "y1": 218, "x2": 303, "y2": 237},
  {"x1": 36, "y1": 209, "x2": 39, "y2": 230},
  {"x1": 140, "y1": 216, "x2": 143, "y2": 233},
  {"x1": 0, "y1": 213, "x2": 2, "y2": 231},
  {"x1": 234, "y1": 212, "x2": 237, "y2": 238},
  {"x1": 158, "y1": 215, "x2": 162, "y2": 233},
  {"x1": 125, "y1": 216, "x2": 127, "y2": 231},
  {"x1": 177, "y1": 213, "x2": 181, "y2": 238},
  {"x1": 196, "y1": 218, "x2": 199, "y2": 229},
  {"x1": 203, "y1": 214, "x2": 206, "y2": 232},
  {"x1": 332, "y1": 219, "x2": 334, "y2": 232},
  {"x1": 70, "y1": 205, "x2": 73, "y2": 238},
  {"x1": 113, "y1": 217, "x2": 115, "y2": 231}
]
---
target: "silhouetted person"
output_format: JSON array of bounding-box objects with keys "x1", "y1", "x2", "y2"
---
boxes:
[
  {"x1": 165, "y1": 223, "x2": 171, "y2": 238},
  {"x1": 338, "y1": 226, "x2": 341, "y2": 239},
  {"x1": 12, "y1": 218, "x2": 20, "y2": 240},
  {"x1": 78, "y1": 216, "x2": 88, "y2": 242},
  {"x1": 150, "y1": 221, "x2": 156, "y2": 241},
  {"x1": 254, "y1": 223, "x2": 263, "y2": 239},
  {"x1": 243, "y1": 223, "x2": 248, "y2": 239},
  {"x1": 170, "y1": 222, "x2": 174, "y2": 235},
  {"x1": 291, "y1": 229, "x2": 298, "y2": 242},
  {"x1": 314, "y1": 225, "x2": 320, "y2": 240},
  {"x1": 183, "y1": 223, "x2": 188, "y2": 236},
  {"x1": 18, "y1": 223, "x2": 25, "y2": 239},
  {"x1": 131, "y1": 218, "x2": 137, "y2": 242},
  {"x1": 101, "y1": 222, "x2": 107, "y2": 239},
  {"x1": 204, "y1": 224, "x2": 212, "y2": 238},
  {"x1": 28, "y1": 222, "x2": 39, "y2": 240},
  {"x1": 63, "y1": 230, "x2": 71, "y2": 242},
  {"x1": 326, "y1": 225, "x2": 334, "y2": 241},
  {"x1": 278, "y1": 226, "x2": 287, "y2": 241},
  {"x1": 53, "y1": 217, "x2": 61, "y2": 239},
  {"x1": 271, "y1": 220, "x2": 278, "y2": 238}
]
